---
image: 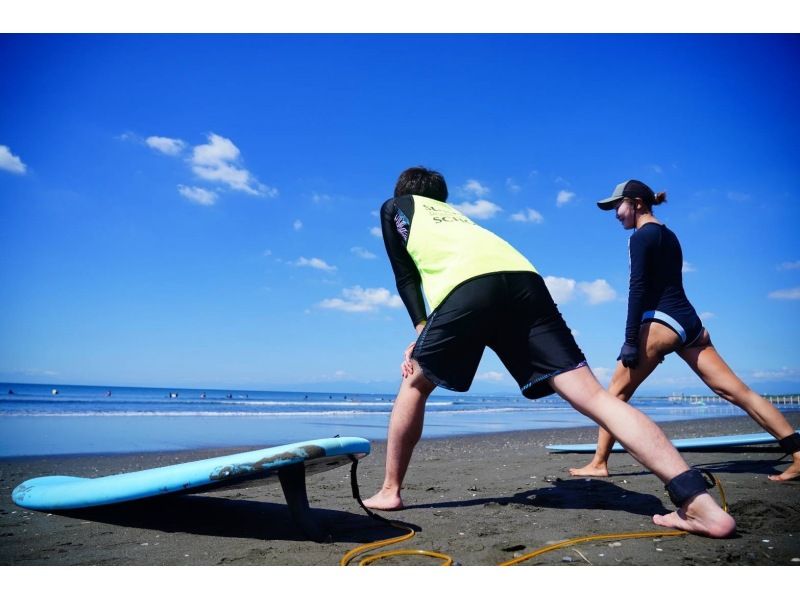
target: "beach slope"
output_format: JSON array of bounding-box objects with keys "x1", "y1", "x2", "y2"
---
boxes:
[{"x1": 1, "y1": 414, "x2": 798, "y2": 566}]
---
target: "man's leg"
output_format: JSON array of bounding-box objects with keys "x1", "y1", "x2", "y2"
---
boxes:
[
  {"x1": 549, "y1": 365, "x2": 736, "y2": 538},
  {"x1": 570, "y1": 322, "x2": 680, "y2": 477},
  {"x1": 363, "y1": 360, "x2": 437, "y2": 511}
]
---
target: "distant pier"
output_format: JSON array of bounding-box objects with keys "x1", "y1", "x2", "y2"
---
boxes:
[{"x1": 666, "y1": 394, "x2": 800, "y2": 407}]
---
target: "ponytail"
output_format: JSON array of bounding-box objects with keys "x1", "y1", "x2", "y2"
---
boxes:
[{"x1": 652, "y1": 191, "x2": 667, "y2": 206}]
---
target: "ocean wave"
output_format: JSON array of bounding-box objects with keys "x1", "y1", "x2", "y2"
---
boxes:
[
  {"x1": 1, "y1": 398, "x2": 454, "y2": 407},
  {"x1": 0, "y1": 404, "x2": 745, "y2": 419},
  {"x1": 0, "y1": 403, "x2": 517, "y2": 418}
]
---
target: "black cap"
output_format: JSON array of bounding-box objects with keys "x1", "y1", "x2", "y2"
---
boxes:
[{"x1": 597, "y1": 180, "x2": 655, "y2": 210}]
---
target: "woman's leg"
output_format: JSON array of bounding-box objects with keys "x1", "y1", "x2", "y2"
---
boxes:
[
  {"x1": 550, "y1": 365, "x2": 735, "y2": 537},
  {"x1": 678, "y1": 330, "x2": 800, "y2": 481},
  {"x1": 570, "y1": 322, "x2": 682, "y2": 477}
]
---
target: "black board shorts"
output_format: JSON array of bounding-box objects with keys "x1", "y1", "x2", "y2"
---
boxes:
[{"x1": 411, "y1": 271, "x2": 587, "y2": 399}]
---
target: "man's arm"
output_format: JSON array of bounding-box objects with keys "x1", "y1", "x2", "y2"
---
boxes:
[{"x1": 380, "y1": 198, "x2": 427, "y2": 327}]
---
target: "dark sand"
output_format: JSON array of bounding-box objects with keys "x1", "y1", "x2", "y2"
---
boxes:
[{"x1": 1, "y1": 414, "x2": 798, "y2": 566}]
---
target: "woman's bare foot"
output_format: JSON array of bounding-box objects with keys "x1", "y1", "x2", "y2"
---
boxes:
[
  {"x1": 569, "y1": 462, "x2": 609, "y2": 477},
  {"x1": 652, "y1": 492, "x2": 736, "y2": 538},
  {"x1": 768, "y1": 454, "x2": 800, "y2": 481},
  {"x1": 362, "y1": 488, "x2": 405, "y2": 511}
]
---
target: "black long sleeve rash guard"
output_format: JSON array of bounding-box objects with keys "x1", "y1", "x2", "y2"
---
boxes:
[
  {"x1": 625, "y1": 222, "x2": 699, "y2": 345},
  {"x1": 380, "y1": 195, "x2": 428, "y2": 327}
]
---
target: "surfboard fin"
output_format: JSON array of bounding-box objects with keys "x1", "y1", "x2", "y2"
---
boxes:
[{"x1": 278, "y1": 462, "x2": 330, "y2": 543}]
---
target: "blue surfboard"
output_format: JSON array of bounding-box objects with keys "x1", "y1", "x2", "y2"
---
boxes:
[
  {"x1": 12, "y1": 436, "x2": 370, "y2": 541},
  {"x1": 546, "y1": 431, "x2": 799, "y2": 453}
]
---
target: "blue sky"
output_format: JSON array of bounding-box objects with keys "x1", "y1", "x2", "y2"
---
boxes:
[{"x1": 1, "y1": 34, "x2": 798, "y2": 395}]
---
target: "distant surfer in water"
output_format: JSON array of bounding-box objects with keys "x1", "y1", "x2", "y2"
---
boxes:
[
  {"x1": 364, "y1": 167, "x2": 736, "y2": 538},
  {"x1": 567, "y1": 180, "x2": 800, "y2": 481}
]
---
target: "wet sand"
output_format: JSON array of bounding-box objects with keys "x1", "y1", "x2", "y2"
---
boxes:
[{"x1": 1, "y1": 414, "x2": 798, "y2": 567}]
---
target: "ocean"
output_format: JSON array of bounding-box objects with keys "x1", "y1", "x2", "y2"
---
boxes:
[{"x1": 1, "y1": 382, "x2": 797, "y2": 457}]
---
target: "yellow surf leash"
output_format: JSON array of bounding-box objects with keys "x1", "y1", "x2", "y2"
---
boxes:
[
  {"x1": 341, "y1": 460, "x2": 727, "y2": 566},
  {"x1": 341, "y1": 457, "x2": 453, "y2": 566}
]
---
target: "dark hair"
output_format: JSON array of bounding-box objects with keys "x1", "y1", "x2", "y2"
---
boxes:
[
  {"x1": 394, "y1": 166, "x2": 448, "y2": 201},
  {"x1": 628, "y1": 189, "x2": 667, "y2": 210}
]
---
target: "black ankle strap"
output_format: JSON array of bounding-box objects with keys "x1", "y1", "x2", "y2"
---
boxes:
[
  {"x1": 778, "y1": 432, "x2": 800, "y2": 456},
  {"x1": 665, "y1": 468, "x2": 713, "y2": 508}
]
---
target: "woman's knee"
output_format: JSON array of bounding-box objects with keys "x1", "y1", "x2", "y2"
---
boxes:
[
  {"x1": 608, "y1": 375, "x2": 635, "y2": 401},
  {"x1": 688, "y1": 329, "x2": 712, "y2": 349}
]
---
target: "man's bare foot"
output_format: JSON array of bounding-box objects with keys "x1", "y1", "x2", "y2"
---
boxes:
[
  {"x1": 568, "y1": 462, "x2": 609, "y2": 477},
  {"x1": 362, "y1": 489, "x2": 404, "y2": 511},
  {"x1": 768, "y1": 454, "x2": 800, "y2": 481},
  {"x1": 652, "y1": 492, "x2": 736, "y2": 538}
]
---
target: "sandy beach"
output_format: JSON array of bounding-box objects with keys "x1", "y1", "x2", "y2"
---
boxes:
[{"x1": 1, "y1": 413, "x2": 798, "y2": 567}]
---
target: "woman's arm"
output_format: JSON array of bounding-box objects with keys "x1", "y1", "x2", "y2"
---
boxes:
[
  {"x1": 624, "y1": 230, "x2": 650, "y2": 345},
  {"x1": 620, "y1": 227, "x2": 656, "y2": 366}
]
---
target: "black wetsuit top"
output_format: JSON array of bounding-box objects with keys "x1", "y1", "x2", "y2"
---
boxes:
[{"x1": 626, "y1": 223, "x2": 702, "y2": 345}]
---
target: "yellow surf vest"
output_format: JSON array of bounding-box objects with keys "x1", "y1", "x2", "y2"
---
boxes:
[{"x1": 405, "y1": 195, "x2": 538, "y2": 312}]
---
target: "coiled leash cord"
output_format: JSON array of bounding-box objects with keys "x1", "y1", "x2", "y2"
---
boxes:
[
  {"x1": 340, "y1": 457, "x2": 453, "y2": 566},
  {"x1": 341, "y1": 459, "x2": 728, "y2": 567}
]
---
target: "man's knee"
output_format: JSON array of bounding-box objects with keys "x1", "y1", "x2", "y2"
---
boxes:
[{"x1": 406, "y1": 361, "x2": 436, "y2": 394}]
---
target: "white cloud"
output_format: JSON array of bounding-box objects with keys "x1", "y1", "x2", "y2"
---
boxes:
[
  {"x1": 370, "y1": 226, "x2": 382, "y2": 238},
  {"x1": 778, "y1": 261, "x2": 800, "y2": 271},
  {"x1": 591, "y1": 366, "x2": 613, "y2": 385},
  {"x1": 177, "y1": 185, "x2": 217, "y2": 206},
  {"x1": 312, "y1": 192, "x2": 332, "y2": 204},
  {"x1": 295, "y1": 257, "x2": 336, "y2": 272},
  {"x1": 351, "y1": 247, "x2": 377, "y2": 260},
  {"x1": 0, "y1": 145, "x2": 27, "y2": 174},
  {"x1": 545, "y1": 276, "x2": 617, "y2": 305},
  {"x1": 293, "y1": 219, "x2": 303, "y2": 231},
  {"x1": 475, "y1": 371, "x2": 505, "y2": 382},
  {"x1": 505, "y1": 178, "x2": 521, "y2": 194},
  {"x1": 544, "y1": 276, "x2": 577, "y2": 304},
  {"x1": 682, "y1": 261, "x2": 696, "y2": 273},
  {"x1": 511, "y1": 208, "x2": 544, "y2": 224},
  {"x1": 647, "y1": 164, "x2": 664, "y2": 174},
  {"x1": 116, "y1": 132, "x2": 137, "y2": 142},
  {"x1": 577, "y1": 279, "x2": 617, "y2": 304},
  {"x1": 458, "y1": 179, "x2": 491, "y2": 198},
  {"x1": 190, "y1": 133, "x2": 277, "y2": 197},
  {"x1": 319, "y1": 286, "x2": 403, "y2": 313},
  {"x1": 751, "y1": 367, "x2": 800, "y2": 381},
  {"x1": 146, "y1": 136, "x2": 186, "y2": 156},
  {"x1": 768, "y1": 287, "x2": 800, "y2": 300},
  {"x1": 698, "y1": 311, "x2": 715, "y2": 320},
  {"x1": 556, "y1": 190, "x2": 575, "y2": 207},
  {"x1": 453, "y1": 199, "x2": 502, "y2": 220}
]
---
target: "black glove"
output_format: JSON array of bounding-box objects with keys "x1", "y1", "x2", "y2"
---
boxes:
[{"x1": 618, "y1": 342, "x2": 640, "y2": 369}]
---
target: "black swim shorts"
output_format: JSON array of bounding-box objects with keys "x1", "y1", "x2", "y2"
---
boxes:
[{"x1": 411, "y1": 271, "x2": 587, "y2": 399}]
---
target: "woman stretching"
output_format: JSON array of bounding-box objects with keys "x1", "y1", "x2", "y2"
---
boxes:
[{"x1": 569, "y1": 179, "x2": 800, "y2": 481}]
